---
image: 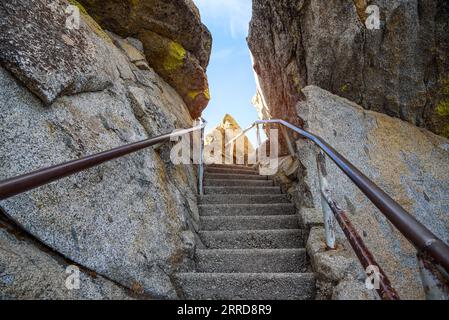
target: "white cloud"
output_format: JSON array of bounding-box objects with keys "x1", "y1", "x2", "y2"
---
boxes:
[{"x1": 194, "y1": 0, "x2": 252, "y2": 38}]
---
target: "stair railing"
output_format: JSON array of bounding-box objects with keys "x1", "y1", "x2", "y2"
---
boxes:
[
  {"x1": 227, "y1": 119, "x2": 449, "y2": 300},
  {"x1": 0, "y1": 119, "x2": 207, "y2": 200}
]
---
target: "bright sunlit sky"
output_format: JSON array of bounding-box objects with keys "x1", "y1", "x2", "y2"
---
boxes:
[{"x1": 193, "y1": 0, "x2": 260, "y2": 146}]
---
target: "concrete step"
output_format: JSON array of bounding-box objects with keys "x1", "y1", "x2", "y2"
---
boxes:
[
  {"x1": 174, "y1": 273, "x2": 316, "y2": 300},
  {"x1": 204, "y1": 186, "x2": 281, "y2": 195},
  {"x1": 206, "y1": 167, "x2": 259, "y2": 175},
  {"x1": 199, "y1": 194, "x2": 290, "y2": 205},
  {"x1": 200, "y1": 215, "x2": 299, "y2": 231},
  {"x1": 206, "y1": 173, "x2": 268, "y2": 181},
  {"x1": 199, "y1": 230, "x2": 304, "y2": 249},
  {"x1": 199, "y1": 203, "x2": 296, "y2": 216},
  {"x1": 208, "y1": 164, "x2": 256, "y2": 170},
  {"x1": 205, "y1": 179, "x2": 274, "y2": 187},
  {"x1": 196, "y1": 249, "x2": 307, "y2": 273}
]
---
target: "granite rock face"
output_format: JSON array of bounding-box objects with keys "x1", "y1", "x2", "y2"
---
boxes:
[
  {"x1": 78, "y1": 0, "x2": 212, "y2": 118},
  {"x1": 248, "y1": 0, "x2": 449, "y2": 138},
  {"x1": 0, "y1": 0, "x2": 118, "y2": 105},
  {"x1": 296, "y1": 86, "x2": 449, "y2": 299},
  {"x1": 0, "y1": 0, "x2": 201, "y2": 299},
  {"x1": 204, "y1": 114, "x2": 255, "y2": 165},
  {"x1": 0, "y1": 214, "x2": 132, "y2": 300}
]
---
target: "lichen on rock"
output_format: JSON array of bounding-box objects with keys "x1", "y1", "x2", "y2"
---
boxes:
[{"x1": 77, "y1": 0, "x2": 212, "y2": 118}]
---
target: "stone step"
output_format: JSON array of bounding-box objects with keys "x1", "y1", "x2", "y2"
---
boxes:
[
  {"x1": 204, "y1": 186, "x2": 281, "y2": 195},
  {"x1": 199, "y1": 204, "x2": 296, "y2": 216},
  {"x1": 206, "y1": 167, "x2": 259, "y2": 175},
  {"x1": 199, "y1": 230, "x2": 304, "y2": 249},
  {"x1": 206, "y1": 173, "x2": 269, "y2": 181},
  {"x1": 174, "y1": 273, "x2": 316, "y2": 300},
  {"x1": 200, "y1": 215, "x2": 299, "y2": 231},
  {"x1": 199, "y1": 194, "x2": 290, "y2": 205},
  {"x1": 208, "y1": 164, "x2": 257, "y2": 170},
  {"x1": 205, "y1": 179, "x2": 274, "y2": 187},
  {"x1": 196, "y1": 249, "x2": 307, "y2": 273}
]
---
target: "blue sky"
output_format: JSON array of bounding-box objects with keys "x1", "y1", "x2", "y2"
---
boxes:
[{"x1": 193, "y1": 0, "x2": 260, "y2": 145}]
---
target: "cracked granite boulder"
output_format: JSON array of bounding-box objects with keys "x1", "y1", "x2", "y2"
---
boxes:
[
  {"x1": 248, "y1": 0, "x2": 449, "y2": 137},
  {"x1": 0, "y1": 0, "x2": 201, "y2": 299},
  {"x1": 78, "y1": 0, "x2": 212, "y2": 118}
]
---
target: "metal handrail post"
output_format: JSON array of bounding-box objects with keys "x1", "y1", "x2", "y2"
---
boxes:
[
  {"x1": 316, "y1": 151, "x2": 337, "y2": 249},
  {"x1": 198, "y1": 118, "x2": 205, "y2": 195}
]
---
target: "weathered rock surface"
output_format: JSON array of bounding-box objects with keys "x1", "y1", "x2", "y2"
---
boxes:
[
  {"x1": 205, "y1": 114, "x2": 255, "y2": 165},
  {"x1": 248, "y1": 0, "x2": 449, "y2": 138},
  {"x1": 0, "y1": 213, "x2": 132, "y2": 300},
  {"x1": 138, "y1": 30, "x2": 210, "y2": 118},
  {"x1": 296, "y1": 86, "x2": 449, "y2": 299},
  {"x1": 0, "y1": 0, "x2": 119, "y2": 105},
  {"x1": 78, "y1": 0, "x2": 212, "y2": 118},
  {"x1": 0, "y1": 0, "x2": 202, "y2": 299}
]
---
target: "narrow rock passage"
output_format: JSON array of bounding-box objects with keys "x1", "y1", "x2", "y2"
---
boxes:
[{"x1": 175, "y1": 164, "x2": 316, "y2": 300}]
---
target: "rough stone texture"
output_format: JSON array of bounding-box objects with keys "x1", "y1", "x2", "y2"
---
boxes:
[
  {"x1": 138, "y1": 30, "x2": 210, "y2": 118},
  {"x1": 298, "y1": 86, "x2": 449, "y2": 299},
  {"x1": 196, "y1": 249, "x2": 307, "y2": 273},
  {"x1": 332, "y1": 280, "x2": 379, "y2": 300},
  {"x1": 78, "y1": 0, "x2": 212, "y2": 118},
  {"x1": 0, "y1": 0, "x2": 120, "y2": 105},
  {"x1": 307, "y1": 227, "x2": 376, "y2": 300},
  {"x1": 200, "y1": 215, "x2": 299, "y2": 231},
  {"x1": 0, "y1": 3, "x2": 201, "y2": 298},
  {"x1": 199, "y1": 230, "x2": 304, "y2": 249},
  {"x1": 199, "y1": 203, "x2": 295, "y2": 217},
  {"x1": 174, "y1": 273, "x2": 316, "y2": 300},
  {"x1": 0, "y1": 214, "x2": 132, "y2": 300},
  {"x1": 248, "y1": 0, "x2": 449, "y2": 138},
  {"x1": 205, "y1": 114, "x2": 255, "y2": 165}
]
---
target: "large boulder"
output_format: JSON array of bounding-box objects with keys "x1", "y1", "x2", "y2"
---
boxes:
[
  {"x1": 248, "y1": 0, "x2": 449, "y2": 138},
  {"x1": 0, "y1": 0, "x2": 200, "y2": 299},
  {"x1": 0, "y1": 213, "x2": 132, "y2": 300},
  {"x1": 205, "y1": 114, "x2": 255, "y2": 165},
  {"x1": 138, "y1": 30, "x2": 210, "y2": 119},
  {"x1": 78, "y1": 0, "x2": 212, "y2": 118},
  {"x1": 0, "y1": 0, "x2": 119, "y2": 105},
  {"x1": 295, "y1": 86, "x2": 449, "y2": 299}
]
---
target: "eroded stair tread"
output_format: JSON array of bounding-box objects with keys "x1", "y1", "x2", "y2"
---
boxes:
[
  {"x1": 204, "y1": 186, "x2": 282, "y2": 195},
  {"x1": 199, "y1": 229, "x2": 304, "y2": 249},
  {"x1": 199, "y1": 203, "x2": 296, "y2": 216},
  {"x1": 205, "y1": 173, "x2": 269, "y2": 181},
  {"x1": 205, "y1": 179, "x2": 274, "y2": 187},
  {"x1": 199, "y1": 194, "x2": 290, "y2": 204},
  {"x1": 196, "y1": 248, "x2": 307, "y2": 273},
  {"x1": 174, "y1": 273, "x2": 316, "y2": 300},
  {"x1": 206, "y1": 167, "x2": 259, "y2": 175},
  {"x1": 200, "y1": 215, "x2": 299, "y2": 230}
]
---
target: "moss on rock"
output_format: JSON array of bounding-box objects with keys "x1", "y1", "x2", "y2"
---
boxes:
[
  {"x1": 163, "y1": 41, "x2": 187, "y2": 72},
  {"x1": 436, "y1": 99, "x2": 449, "y2": 117},
  {"x1": 68, "y1": 0, "x2": 112, "y2": 44}
]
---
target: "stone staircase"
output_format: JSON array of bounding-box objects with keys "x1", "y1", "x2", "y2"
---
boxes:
[{"x1": 175, "y1": 164, "x2": 316, "y2": 300}]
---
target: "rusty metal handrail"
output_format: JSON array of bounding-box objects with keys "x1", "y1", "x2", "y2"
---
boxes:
[
  {"x1": 316, "y1": 151, "x2": 400, "y2": 299},
  {"x1": 254, "y1": 119, "x2": 449, "y2": 276},
  {"x1": 0, "y1": 122, "x2": 206, "y2": 200}
]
